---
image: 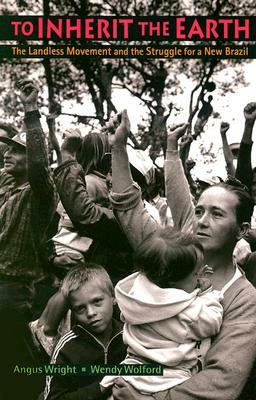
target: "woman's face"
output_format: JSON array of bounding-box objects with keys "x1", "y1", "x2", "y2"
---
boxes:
[{"x1": 193, "y1": 186, "x2": 240, "y2": 254}]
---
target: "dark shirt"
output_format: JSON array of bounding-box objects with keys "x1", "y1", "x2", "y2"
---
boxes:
[
  {"x1": 0, "y1": 170, "x2": 15, "y2": 208},
  {"x1": 236, "y1": 141, "x2": 253, "y2": 192},
  {"x1": 44, "y1": 319, "x2": 126, "y2": 400}
]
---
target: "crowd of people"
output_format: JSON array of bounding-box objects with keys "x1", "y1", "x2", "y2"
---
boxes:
[{"x1": 0, "y1": 79, "x2": 256, "y2": 400}]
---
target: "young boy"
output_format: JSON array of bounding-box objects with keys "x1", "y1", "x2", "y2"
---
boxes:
[{"x1": 43, "y1": 263, "x2": 126, "y2": 400}]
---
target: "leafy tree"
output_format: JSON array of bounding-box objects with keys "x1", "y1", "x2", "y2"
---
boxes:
[{"x1": 0, "y1": 0, "x2": 254, "y2": 160}]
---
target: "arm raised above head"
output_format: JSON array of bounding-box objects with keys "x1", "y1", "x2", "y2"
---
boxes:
[
  {"x1": 111, "y1": 110, "x2": 158, "y2": 250},
  {"x1": 220, "y1": 122, "x2": 235, "y2": 177},
  {"x1": 236, "y1": 102, "x2": 256, "y2": 191},
  {"x1": 19, "y1": 79, "x2": 57, "y2": 234},
  {"x1": 165, "y1": 124, "x2": 194, "y2": 233}
]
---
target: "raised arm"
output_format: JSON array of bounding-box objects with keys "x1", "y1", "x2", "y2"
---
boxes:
[
  {"x1": 111, "y1": 110, "x2": 133, "y2": 193},
  {"x1": 165, "y1": 123, "x2": 194, "y2": 233},
  {"x1": 236, "y1": 102, "x2": 256, "y2": 190},
  {"x1": 18, "y1": 80, "x2": 57, "y2": 232},
  {"x1": 111, "y1": 110, "x2": 158, "y2": 249},
  {"x1": 220, "y1": 122, "x2": 235, "y2": 177}
]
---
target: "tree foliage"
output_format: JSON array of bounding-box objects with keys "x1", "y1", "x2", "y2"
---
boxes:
[{"x1": 0, "y1": 0, "x2": 254, "y2": 159}]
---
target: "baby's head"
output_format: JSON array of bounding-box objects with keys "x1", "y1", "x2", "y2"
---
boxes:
[
  {"x1": 61, "y1": 263, "x2": 115, "y2": 338},
  {"x1": 135, "y1": 227, "x2": 204, "y2": 288}
]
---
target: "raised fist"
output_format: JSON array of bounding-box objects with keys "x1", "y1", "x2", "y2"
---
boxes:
[
  {"x1": 17, "y1": 79, "x2": 39, "y2": 111},
  {"x1": 244, "y1": 102, "x2": 256, "y2": 122},
  {"x1": 220, "y1": 121, "x2": 230, "y2": 135}
]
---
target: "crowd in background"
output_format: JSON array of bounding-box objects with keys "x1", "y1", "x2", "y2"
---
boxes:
[{"x1": 0, "y1": 78, "x2": 256, "y2": 400}]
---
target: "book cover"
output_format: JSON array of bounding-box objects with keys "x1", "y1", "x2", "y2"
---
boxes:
[{"x1": 0, "y1": 2, "x2": 255, "y2": 400}]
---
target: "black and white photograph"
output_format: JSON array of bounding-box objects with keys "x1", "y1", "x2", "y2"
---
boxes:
[{"x1": 0, "y1": 1, "x2": 256, "y2": 400}]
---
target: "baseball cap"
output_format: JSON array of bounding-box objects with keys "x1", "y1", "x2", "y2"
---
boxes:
[
  {"x1": 127, "y1": 146, "x2": 155, "y2": 185},
  {"x1": 0, "y1": 132, "x2": 26, "y2": 148},
  {"x1": 196, "y1": 173, "x2": 221, "y2": 186}
]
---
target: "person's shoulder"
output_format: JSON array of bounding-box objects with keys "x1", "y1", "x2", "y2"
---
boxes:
[
  {"x1": 244, "y1": 252, "x2": 256, "y2": 287},
  {"x1": 85, "y1": 173, "x2": 97, "y2": 183},
  {"x1": 51, "y1": 329, "x2": 78, "y2": 360},
  {"x1": 56, "y1": 329, "x2": 78, "y2": 346},
  {"x1": 223, "y1": 275, "x2": 256, "y2": 316},
  {"x1": 0, "y1": 169, "x2": 15, "y2": 185},
  {"x1": 85, "y1": 172, "x2": 108, "y2": 195},
  {"x1": 228, "y1": 275, "x2": 256, "y2": 297}
]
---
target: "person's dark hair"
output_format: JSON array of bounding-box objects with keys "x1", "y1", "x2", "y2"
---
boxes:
[
  {"x1": 135, "y1": 227, "x2": 203, "y2": 289},
  {"x1": 76, "y1": 132, "x2": 110, "y2": 175},
  {"x1": 203, "y1": 177, "x2": 254, "y2": 225},
  {"x1": 0, "y1": 122, "x2": 18, "y2": 138}
]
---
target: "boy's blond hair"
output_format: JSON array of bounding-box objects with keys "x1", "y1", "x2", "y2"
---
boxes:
[{"x1": 61, "y1": 263, "x2": 114, "y2": 299}]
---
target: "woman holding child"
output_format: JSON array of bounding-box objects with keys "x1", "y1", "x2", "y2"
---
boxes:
[{"x1": 109, "y1": 111, "x2": 256, "y2": 400}]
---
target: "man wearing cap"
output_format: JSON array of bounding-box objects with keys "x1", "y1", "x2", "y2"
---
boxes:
[
  {"x1": 0, "y1": 121, "x2": 19, "y2": 168},
  {"x1": 0, "y1": 80, "x2": 57, "y2": 399}
]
